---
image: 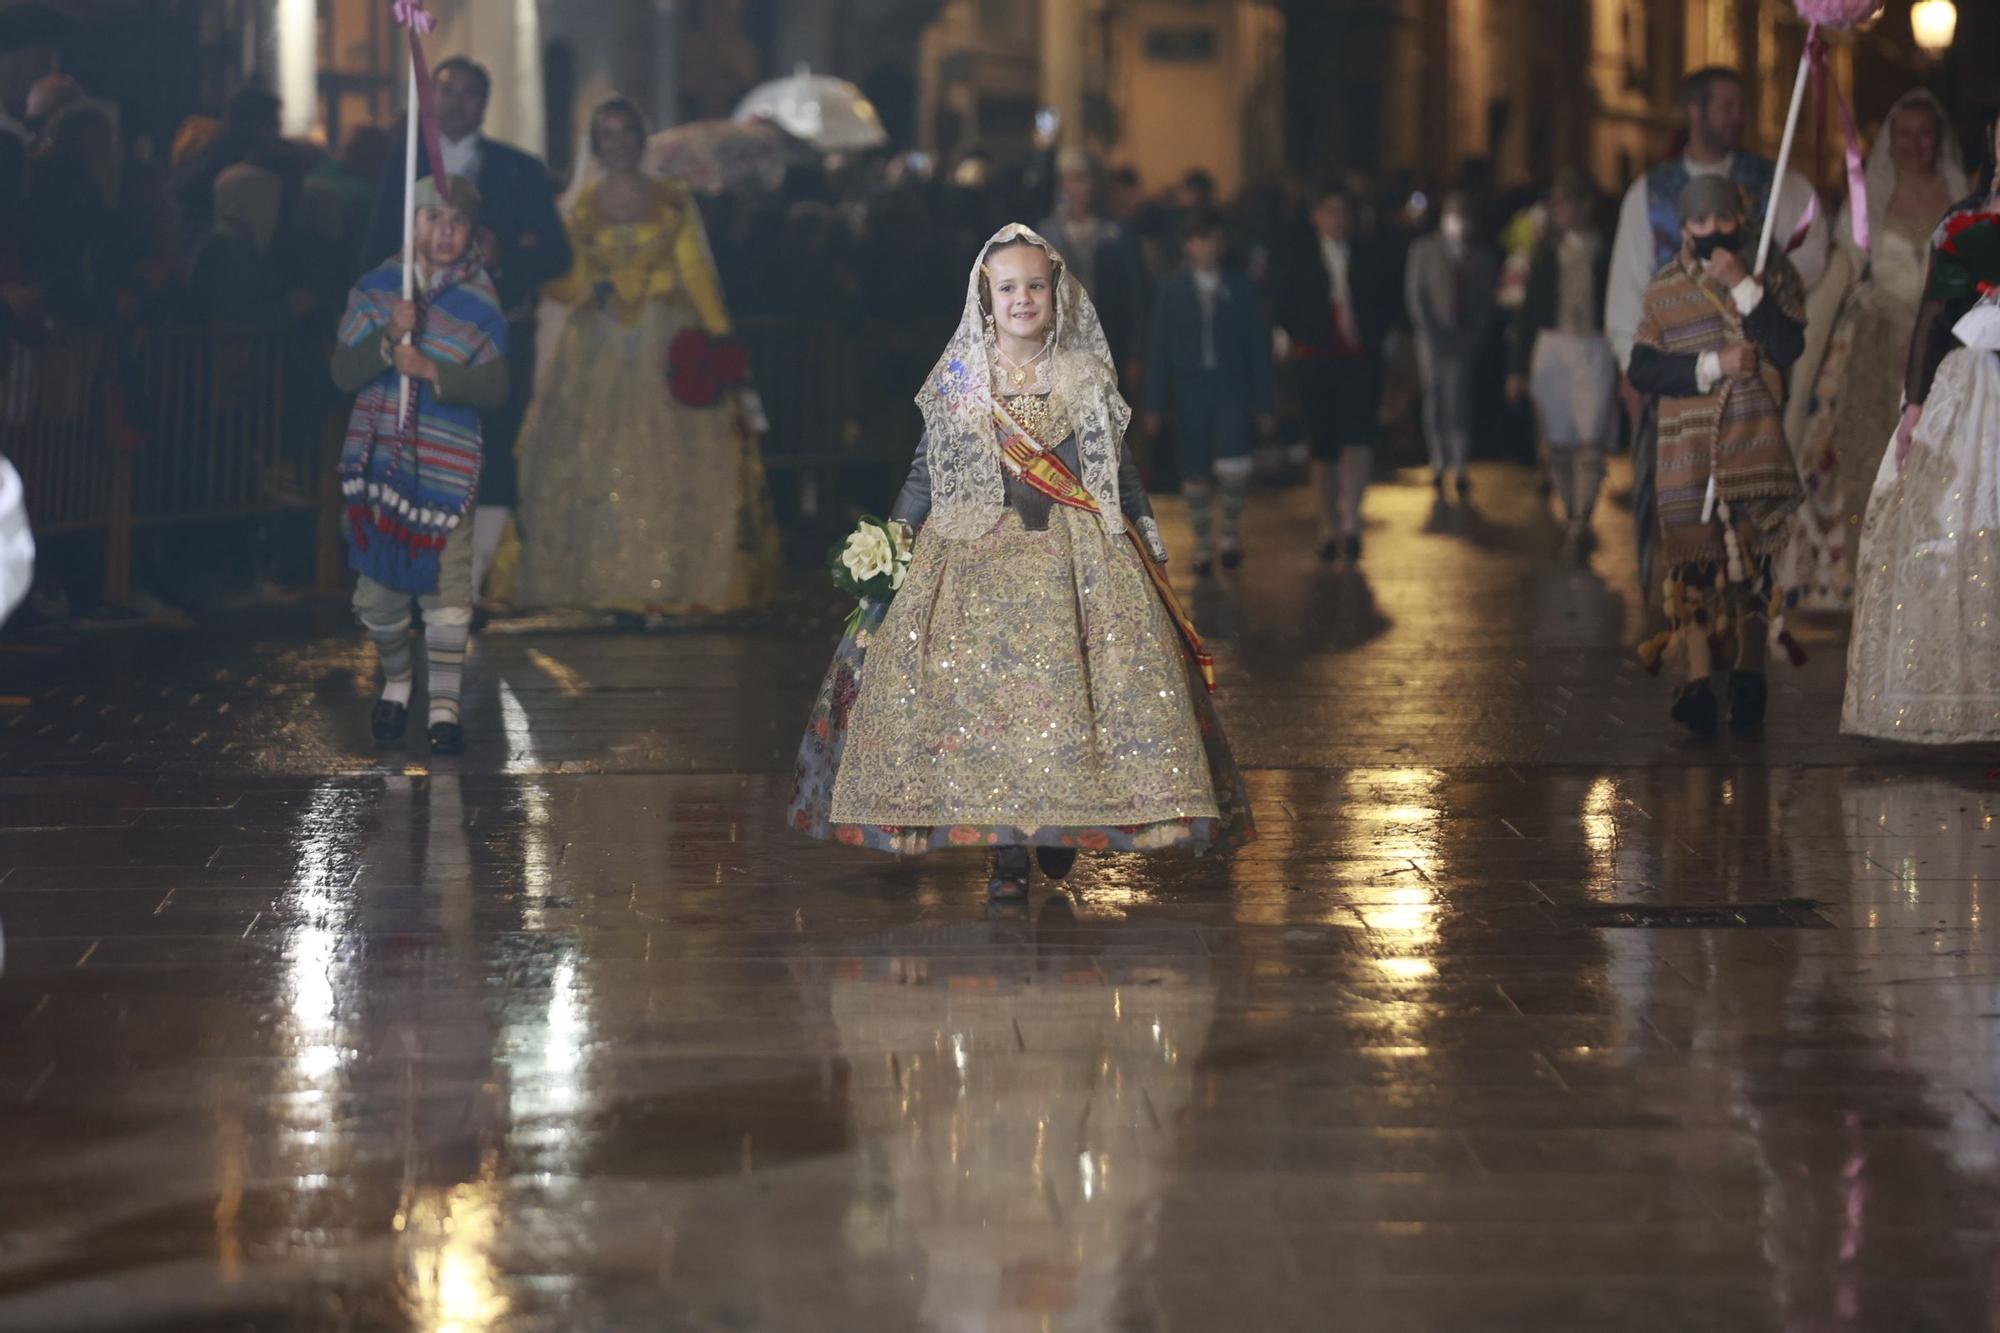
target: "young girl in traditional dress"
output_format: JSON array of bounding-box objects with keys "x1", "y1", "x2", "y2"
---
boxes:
[
  {"x1": 789, "y1": 224, "x2": 1253, "y2": 900},
  {"x1": 1843, "y1": 115, "x2": 2000, "y2": 744}
]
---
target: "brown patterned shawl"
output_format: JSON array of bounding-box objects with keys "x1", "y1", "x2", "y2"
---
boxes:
[{"x1": 1634, "y1": 254, "x2": 1806, "y2": 564}]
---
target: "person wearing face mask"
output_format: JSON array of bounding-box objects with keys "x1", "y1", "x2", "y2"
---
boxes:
[
  {"x1": 505, "y1": 97, "x2": 777, "y2": 616},
  {"x1": 1607, "y1": 66, "x2": 1827, "y2": 599},
  {"x1": 1506, "y1": 170, "x2": 1616, "y2": 558},
  {"x1": 1627, "y1": 176, "x2": 1808, "y2": 737},
  {"x1": 1404, "y1": 191, "x2": 1498, "y2": 499}
]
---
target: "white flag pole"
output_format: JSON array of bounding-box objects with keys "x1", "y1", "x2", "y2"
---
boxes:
[
  {"x1": 398, "y1": 50, "x2": 419, "y2": 424},
  {"x1": 1754, "y1": 50, "x2": 1813, "y2": 275}
]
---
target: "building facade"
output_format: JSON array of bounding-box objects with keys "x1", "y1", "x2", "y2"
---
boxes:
[
  {"x1": 1285, "y1": 0, "x2": 1978, "y2": 201},
  {"x1": 165, "y1": 0, "x2": 1982, "y2": 202}
]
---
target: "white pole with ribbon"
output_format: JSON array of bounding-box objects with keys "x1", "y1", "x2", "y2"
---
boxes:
[
  {"x1": 398, "y1": 51, "x2": 419, "y2": 425},
  {"x1": 391, "y1": 0, "x2": 441, "y2": 429},
  {"x1": 1759, "y1": 1, "x2": 1890, "y2": 272},
  {"x1": 1753, "y1": 53, "x2": 1813, "y2": 275}
]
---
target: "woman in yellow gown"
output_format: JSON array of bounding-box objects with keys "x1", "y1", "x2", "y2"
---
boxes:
[{"x1": 510, "y1": 97, "x2": 779, "y2": 614}]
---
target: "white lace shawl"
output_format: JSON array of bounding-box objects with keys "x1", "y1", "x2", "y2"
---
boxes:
[{"x1": 916, "y1": 223, "x2": 1131, "y2": 540}]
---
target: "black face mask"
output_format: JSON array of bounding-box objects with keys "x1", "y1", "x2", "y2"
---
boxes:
[{"x1": 1689, "y1": 229, "x2": 1742, "y2": 261}]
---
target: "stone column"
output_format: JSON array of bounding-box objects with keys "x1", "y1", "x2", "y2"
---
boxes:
[
  {"x1": 1040, "y1": 0, "x2": 1089, "y2": 144},
  {"x1": 651, "y1": 0, "x2": 679, "y2": 129}
]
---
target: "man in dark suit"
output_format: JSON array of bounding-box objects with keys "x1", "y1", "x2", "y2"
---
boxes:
[
  {"x1": 1274, "y1": 185, "x2": 1399, "y2": 563},
  {"x1": 365, "y1": 57, "x2": 572, "y2": 596},
  {"x1": 1145, "y1": 210, "x2": 1275, "y2": 576}
]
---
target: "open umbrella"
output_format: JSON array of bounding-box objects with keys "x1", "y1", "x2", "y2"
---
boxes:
[
  {"x1": 645, "y1": 118, "x2": 820, "y2": 194},
  {"x1": 733, "y1": 65, "x2": 887, "y2": 154}
]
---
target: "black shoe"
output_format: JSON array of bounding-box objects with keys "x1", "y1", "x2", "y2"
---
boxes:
[
  {"x1": 1455, "y1": 474, "x2": 1473, "y2": 500},
  {"x1": 1316, "y1": 537, "x2": 1341, "y2": 563},
  {"x1": 1343, "y1": 534, "x2": 1362, "y2": 562},
  {"x1": 988, "y1": 848, "x2": 1031, "y2": 901},
  {"x1": 1729, "y1": 670, "x2": 1769, "y2": 732},
  {"x1": 1036, "y1": 847, "x2": 1078, "y2": 881},
  {"x1": 428, "y1": 720, "x2": 465, "y2": 755},
  {"x1": 1220, "y1": 545, "x2": 1243, "y2": 571},
  {"x1": 1192, "y1": 556, "x2": 1216, "y2": 579},
  {"x1": 1669, "y1": 680, "x2": 1719, "y2": 736},
  {"x1": 1431, "y1": 471, "x2": 1446, "y2": 495},
  {"x1": 371, "y1": 700, "x2": 408, "y2": 744}
]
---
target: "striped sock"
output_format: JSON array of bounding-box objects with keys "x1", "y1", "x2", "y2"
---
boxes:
[
  {"x1": 424, "y1": 616, "x2": 470, "y2": 726},
  {"x1": 1217, "y1": 469, "x2": 1250, "y2": 546},
  {"x1": 1184, "y1": 480, "x2": 1215, "y2": 559},
  {"x1": 362, "y1": 612, "x2": 415, "y2": 700}
]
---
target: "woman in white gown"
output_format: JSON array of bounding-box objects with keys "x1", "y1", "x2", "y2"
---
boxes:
[
  {"x1": 1843, "y1": 116, "x2": 2000, "y2": 744},
  {"x1": 1782, "y1": 90, "x2": 1966, "y2": 611},
  {"x1": 508, "y1": 97, "x2": 779, "y2": 615}
]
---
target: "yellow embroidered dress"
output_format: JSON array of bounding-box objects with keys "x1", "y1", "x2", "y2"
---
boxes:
[{"x1": 510, "y1": 177, "x2": 779, "y2": 613}]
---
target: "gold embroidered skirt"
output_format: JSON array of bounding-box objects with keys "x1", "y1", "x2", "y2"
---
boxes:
[
  {"x1": 809, "y1": 506, "x2": 1243, "y2": 849},
  {"x1": 510, "y1": 298, "x2": 779, "y2": 614}
]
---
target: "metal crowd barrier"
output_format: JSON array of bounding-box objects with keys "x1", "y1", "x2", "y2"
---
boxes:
[{"x1": 5, "y1": 318, "x2": 926, "y2": 607}]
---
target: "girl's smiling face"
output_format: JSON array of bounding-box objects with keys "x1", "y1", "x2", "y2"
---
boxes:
[{"x1": 985, "y1": 242, "x2": 1055, "y2": 345}]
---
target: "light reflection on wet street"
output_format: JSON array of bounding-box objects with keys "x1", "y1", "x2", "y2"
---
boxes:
[{"x1": 4, "y1": 465, "x2": 2000, "y2": 1330}]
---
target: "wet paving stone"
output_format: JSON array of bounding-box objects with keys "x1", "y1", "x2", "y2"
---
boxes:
[{"x1": 4, "y1": 463, "x2": 2000, "y2": 1330}]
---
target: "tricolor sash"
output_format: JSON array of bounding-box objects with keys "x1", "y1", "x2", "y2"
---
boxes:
[{"x1": 992, "y1": 402, "x2": 1217, "y2": 692}]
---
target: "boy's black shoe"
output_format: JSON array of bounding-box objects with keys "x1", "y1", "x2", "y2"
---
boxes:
[
  {"x1": 1344, "y1": 535, "x2": 1362, "y2": 562},
  {"x1": 1220, "y1": 545, "x2": 1243, "y2": 571},
  {"x1": 1669, "y1": 679, "x2": 1719, "y2": 736},
  {"x1": 371, "y1": 701, "x2": 408, "y2": 744},
  {"x1": 1316, "y1": 537, "x2": 1341, "y2": 563},
  {"x1": 1035, "y1": 847, "x2": 1078, "y2": 881},
  {"x1": 1729, "y1": 671, "x2": 1769, "y2": 732},
  {"x1": 1192, "y1": 556, "x2": 1216, "y2": 579},
  {"x1": 428, "y1": 721, "x2": 465, "y2": 756}
]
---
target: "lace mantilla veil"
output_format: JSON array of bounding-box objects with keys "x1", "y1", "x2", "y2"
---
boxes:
[{"x1": 916, "y1": 223, "x2": 1131, "y2": 541}]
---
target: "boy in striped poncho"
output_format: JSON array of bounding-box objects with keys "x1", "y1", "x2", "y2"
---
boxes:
[
  {"x1": 333, "y1": 175, "x2": 510, "y2": 755},
  {"x1": 1627, "y1": 174, "x2": 1806, "y2": 737}
]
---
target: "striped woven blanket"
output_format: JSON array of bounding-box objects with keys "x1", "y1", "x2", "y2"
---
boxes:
[{"x1": 335, "y1": 255, "x2": 507, "y2": 595}]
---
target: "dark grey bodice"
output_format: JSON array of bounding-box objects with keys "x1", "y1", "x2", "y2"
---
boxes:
[{"x1": 888, "y1": 430, "x2": 1154, "y2": 533}]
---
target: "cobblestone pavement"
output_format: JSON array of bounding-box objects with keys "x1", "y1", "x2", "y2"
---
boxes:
[{"x1": 3, "y1": 463, "x2": 1999, "y2": 1331}]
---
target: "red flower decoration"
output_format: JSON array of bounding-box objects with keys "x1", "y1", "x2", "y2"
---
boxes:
[
  {"x1": 667, "y1": 327, "x2": 750, "y2": 407},
  {"x1": 1941, "y1": 211, "x2": 2000, "y2": 255}
]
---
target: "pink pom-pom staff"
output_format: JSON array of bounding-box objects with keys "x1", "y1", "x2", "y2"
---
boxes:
[{"x1": 1754, "y1": 0, "x2": 1886, "y2": 273}]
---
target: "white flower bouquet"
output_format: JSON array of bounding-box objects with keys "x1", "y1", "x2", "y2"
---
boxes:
[{"x1": 828, "y1": 516, "x2": 913, "y2": 635}]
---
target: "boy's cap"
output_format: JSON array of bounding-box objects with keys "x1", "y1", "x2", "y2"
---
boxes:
[
  {"x1": 413, "y1": 173, "x2": 482, "y2": 222},
  {"x1": 1677, "y1": 175, "x2": 1743, "y2": 226}
]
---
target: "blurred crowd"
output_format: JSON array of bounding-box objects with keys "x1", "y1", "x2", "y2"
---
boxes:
[{"x1": 0, "y1": 61, "x2": 1595, "y2": 624}]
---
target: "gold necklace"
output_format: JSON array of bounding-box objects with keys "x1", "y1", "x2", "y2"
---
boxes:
[{"x1": 995, "y1": 338, "x2": 1052, "y2": 388}]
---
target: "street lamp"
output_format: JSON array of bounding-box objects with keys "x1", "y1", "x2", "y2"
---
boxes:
[{"x1": 1911, "y1": 0, "x2": 1957, "y2": 58}]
